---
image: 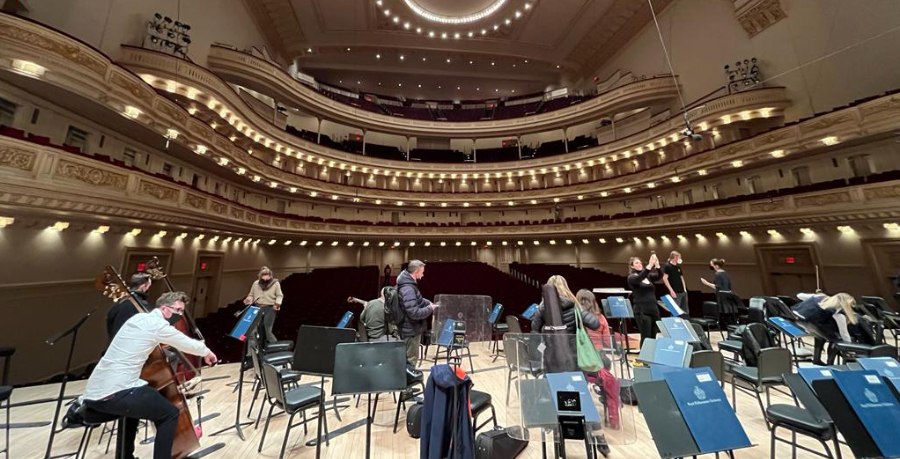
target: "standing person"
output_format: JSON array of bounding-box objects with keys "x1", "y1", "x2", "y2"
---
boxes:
[
  {"x1": 701, "y1": 258, "x2": 731, "y2": 292},
  {"x1": 383, "y1": 264, "x2": 392, "y2": 287},
  {"x1": 361, "y1": 287, "x2": 394, "y2": 341},
  {"x1": 243, "y1": 267, "x2": 283, "y2": 343},
  {"x1": 397, "y1": 260, "x2": 439, "y2": 367},
  {"x1": 83, "y1": 292, "x2": 217, "y2": 459},
  {"x1": 627, "y1": 253, "x2": 662, "y2": 348},
  {"x1": 107, "y1": 272, "x2": 153, "y2": 340},
  {"x1": 662, "y1": 251, "x2": 689, "y2": 316}
]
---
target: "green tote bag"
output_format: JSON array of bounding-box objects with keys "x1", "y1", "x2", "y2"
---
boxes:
[{"x1": 574, "y1": 304, "x2": 603, "y2": 372}]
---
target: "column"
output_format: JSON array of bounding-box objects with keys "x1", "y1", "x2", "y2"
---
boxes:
[
  {"x1": 316, "y1": 118, "x2": 322, "y2": 144},
  {"x1": 517, "y1": 136, "x2": 522, "y2": 159},
  {"x1": 574, "y1": 244, "x2": 581, "y2": 268},
  {"x1": 563, "y1": 129, "x2": 569, "y2": 153},
  {"x1": 362, "y1": 129, "x2": 367, "y2": 155},
  {"x1": 406, "y1": 137, "x2": 411, "y2": 161}
]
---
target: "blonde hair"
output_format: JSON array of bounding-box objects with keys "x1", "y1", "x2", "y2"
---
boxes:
[
  {"x1": 819, "y1": 292, "x2": 858, "y2": 324},
  {"x1": 546, "y1": 275, "x2": 577, "y2": 302},
  {"x1": 576, "y1": 289, "x2": 601, "y2": 315}
]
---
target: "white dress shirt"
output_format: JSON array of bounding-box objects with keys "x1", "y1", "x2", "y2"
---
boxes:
[{"x1": 84, "y1": 309, "x2": 210, "y2": 401}]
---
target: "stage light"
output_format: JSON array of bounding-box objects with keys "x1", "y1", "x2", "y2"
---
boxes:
[
  {"x1": 549, "y1": 240, "x2": 557, "y2": 245},
  {"x1": 837, "y1": 225, "x2": 854, "y2": 234},
  {"x1": 50, "y1": 222, "x2": 69, "y2": 231},
  {"x1": 155, "y1": 230, "x2": 167, "y2": 238},
  {"x1": 884, "y1": 223, "x2": 900, "y2": 231},
  {"x1": 598, "y1": 238, "x2": 606, "y2": 244},
  {"x1": 800, "y1": 228, "x2": 814, "y2": 235},
  {"x1": 93, "y1": 226, "x2": 110, "y2": 234},
  {"x1": 767, "y1": 229, "x2": 780, "y2": 236},
  {"x1": 316, "y1": 241, "x2": 325, "y2": 246},
  {"x1": 177, "y1": 232, "x2": 188, "y2": 239},
  {"x1": 268, "y1": 239, "x2": 276, "y2": 245},
  {"x1": 615, "y1": 238, "x2": 624, "y2": 243}
]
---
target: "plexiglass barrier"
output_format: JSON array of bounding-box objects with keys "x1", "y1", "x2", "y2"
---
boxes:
[
  {"x1": 432, "y1": 294, "x2": 492, "y2": 345},
  {"x1": 501, "y1": 333, "x2": 637, "y2": 446}
]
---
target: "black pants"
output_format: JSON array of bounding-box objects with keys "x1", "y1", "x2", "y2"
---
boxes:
[
  {"x1": 85, "y1": 386, "x2": 179, "y2": 459},
  {"x1": 813, "y1": 338, "x2": 838, "y2": 365},
  {"x1": 635, "y1": 311, "x2": 660, "y2": 349}
]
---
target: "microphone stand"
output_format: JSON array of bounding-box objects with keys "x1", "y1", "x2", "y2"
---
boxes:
[{"x1": 43, "y1": 308, "x2": 97, "y2": 459}]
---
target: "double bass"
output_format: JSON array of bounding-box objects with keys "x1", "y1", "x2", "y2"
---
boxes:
[
  {"x1": 145, "y1": 257, "x2": 204, "y2": 384},
  {"x1": 96, "y1": 266, "x2": 201, "y2": 459}
]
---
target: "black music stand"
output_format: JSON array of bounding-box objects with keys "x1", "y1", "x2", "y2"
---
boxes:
[
  {"x1": 209, "y1": 306, "x2": 262, "y2": 442},
  {"x1": 43, "y1": 308, "x2": 96, "y2": 459},
  {"x1": 292, "y1": 325, "x2": 356, "y2": 442},
  {"x1": 332, "y1": 342, "x2": 406, "y2": 459}
]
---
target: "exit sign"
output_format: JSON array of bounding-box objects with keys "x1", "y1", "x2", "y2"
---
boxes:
[
  {"x1": 200, "y1": 261, "x2": 207, "y2": 270},
  {"x1": 137, "y1": 262, "x2": 146, "y2": 272},
  {"x1": 785, "y1": 256, "x2": 795, "y2": 264}
]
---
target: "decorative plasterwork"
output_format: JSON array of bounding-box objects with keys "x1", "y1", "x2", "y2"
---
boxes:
[
  {"x1": 0, "y1": 146, "x2": 37, "y2": 172},
  {"x1": 55, "y1": 159, "x2": 127, "y2": 190},
  {"x1": 138, "y1": 180, "x2": 179, "y2": 202},
  {"x1": 733, "y1": 0, "x2": 787, "y2": 38}
]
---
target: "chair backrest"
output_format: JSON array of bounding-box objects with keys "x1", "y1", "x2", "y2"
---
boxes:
[
  {"x1": 783, "y1": 373, "x2": 833, "y2": 423},
  {"x1": 262, "y1": 362, "x2": 286, "y2": 406},
  {"x1": 503, "y1": 335, "x2": 519, "y2": 370},
  {"x1": 689, "y1": 350, "x2": 724, "y2": 382},
  {"x1": 702, "y1": 301, "x2": 719, "y2": 319},
  {"x1": 748, "y1": 297, "x2": 766, "y2": 323},
  {"x1": 506, "y1": 315, "x2": 522, "y2": 334},
  {"x1": 741, "y1": 322, "x2": 775, "y2": 366},
  {"x1": 690, "y1": 322, "x2": 712, "y2": 351},
  {"x1": 357, "y1": 319, "x2": 369, "y2": 343}
]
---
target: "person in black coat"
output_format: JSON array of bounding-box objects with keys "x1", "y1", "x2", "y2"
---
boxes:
[
  {"x1": 627, "y1": 253, "x2": 662, "y2": 348},
  {"x1": 792, "y1": 293, "x2": 858, "y2": 365},
  {"x1": 397, "y1": 260, "x2": 439, "y2": 367},
  {"x1": 106, "y1": 272, "x2": 152, "y2": 340},
  {"x1": 531, "y1": 275, "x2": 601, "y2": 333}
]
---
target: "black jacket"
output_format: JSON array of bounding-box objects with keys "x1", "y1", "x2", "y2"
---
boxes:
[
  {"x1": 628, "y1": 268, "x2": 661, "y2": 315},
  {"x1": 792, "y1": 297, "x2": 841, "y2": 341},
  {"x1": 397, "y1": 270, "x2": 434, "y2": 338},
  {"x1": 106, "y1": 291, "x2": 149, "y2": 340},
  {"x1": 531, "y1": 295, "x2": 601, "y2": 334}
]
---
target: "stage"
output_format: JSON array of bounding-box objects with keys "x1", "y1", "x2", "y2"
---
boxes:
[{"x1": 7, "y1": 338, "x2": 854, "y2": 459}]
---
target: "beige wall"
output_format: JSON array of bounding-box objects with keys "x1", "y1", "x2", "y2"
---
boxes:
[
  {"x1": 592, "y1": 0, "x2": 900, "y2": 122},
  {"x1": 26, "y1": 0, "x2": 267, "y2": 66}
]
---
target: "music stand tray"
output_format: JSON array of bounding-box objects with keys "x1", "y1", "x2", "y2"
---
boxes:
[{"x1": 333, "y1": 342, "x2": 407, "y2": 459}]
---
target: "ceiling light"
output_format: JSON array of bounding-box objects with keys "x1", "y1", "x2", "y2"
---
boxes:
[
  {"x1": 732, "y1": 160, "x2": 743, "y2": 168},
  {"x1": 417, "y1": 27, "x2": 422, "y2": 33},
  {"x1": 800, "y1": 228, "x2": 814, "y2": 235},
  {"x1": 404, "y1": 0, "x2": 509, "y2": 24},
  {"x1": 821, "y1": 136, "x2": 839, "y2": 146},
  {"x1": 375, "y1": 53, "x2": 381, "y2": 59},
  {"x1": 50, "y1": 221, "x2": 69, "y2": 231},
  {"x1": 615, "y1": 237, "x2": 624, "y2": 243},
  {"x1": 393, "y1": 16, "x2": 399, "y2": 23},
  {"x1": 697, "y1": 169, "x2": 707, "y2": 176},
  {"x1": 598, "y1": 238, "x2": 606, "y2": 244},
  {"x1": 317, "y1": 241, "x2": 325, "y2": 246},
  {"x1": 441, "y1": 32, "x2": 447, "y2": 39},
  {"x1": 467, "y1": 31, "x2": 474, "y2": 37},
  {"x1": 507, "y1": 201, "x2": 514, "y2": 206},
  {"x1": 581, "y1": 239, "x2": 589, "y2": 244},
  {"x1": 676, "y1": 234, "x2": 686, "y2": 241},
  {"x1": 93, "y1": 225, "x2": 110, "y2": 234},
  {"x1": 715, "y1": 232, "x2": 726, "y2": 238},
  {"x1": 400, "y1": 55, "x2": 405, "y2": 60},
  {"x1": 549, "y1": 240, "x2": 557, "y2": 245},
  {"x1": 268, "y1": 239, "x2": 276, "y2": 245},
  {"x1": 446, "y1": 58, "x2": 451, "y2": 63},
  {"x1": 377, "y1": 242, "x2": 385, "y2": 247},
  {"x1": 565, "y1": 240, "x2": 573, "y2": 245},
  {"x1": 837, "y1": 225, "x2": 854, "y2": 234},
  {"x1": 524, "y1": 3, "x2": 532, "y2": 9},
  {"x1": 454, "y1": 32, "x2": 460, "y2": 39},
  {"x1": 165, "y1": 129, "x2": 179, "y2": 139},
  {"x1": 428, "y1": 31, "x2": 435, "y2": 37},
  {"x1": 884, "y1": 223, "x2": 900, "y2": 231},
  {"x1": 124, "y1": 106, "x2": 142, "y2": 119},
  {"x1": 505, "y1": 18, "x2": 511, "y2": 25},
  {"x1": 767, "y1": 229, "x2": 780, "y2": 236},
  {"x1": 404, "y1": 22, "x2": 410, "y2": 29},
  {"x1": 177, "y1": 232, "x2": 188, "y2": 239},
  {"x1": 533, "y1": 241, "x2": 540, "y2": 245},
  {"x1": 739, "y1": 231, "x2": 751, "y2": 237},
  {"x1": 455, "y1": 241, "x2": 462, "y2": 246},
  {"x1": 210, "y1": 236, "x2": 219, "y2": 242},
  {"x1": 331, "y1": 241, "x2": 339, "y2": 246},
  {"x1": 770, "y1": 149, "x2": 785, "y2": 158},
  {"x1": 155, "y1": 230, "x2": 167, "y2": 238},
  {"x1": 284, "y1": 240, "x2": 292, "y2": 246},
  {"x1": 470, "y1": 241, "x2": 477, "y2": 246},
  {"x1": 383, "y1": 9, "x2": 390, "y2": 15}
]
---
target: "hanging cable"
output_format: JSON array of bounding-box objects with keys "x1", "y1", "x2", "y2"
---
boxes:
[{"x1": 647, "y1": 0, "x2": 690, "y2": 127}]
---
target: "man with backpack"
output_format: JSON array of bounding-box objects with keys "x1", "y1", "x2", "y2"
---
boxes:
[{"x1": 395, "y1": 260, "x2": 439, "y2": 367}]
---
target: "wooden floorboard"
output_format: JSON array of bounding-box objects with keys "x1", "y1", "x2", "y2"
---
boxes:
[{"x1": 7, "y1": 336, "x2": 856, "y2": 458}]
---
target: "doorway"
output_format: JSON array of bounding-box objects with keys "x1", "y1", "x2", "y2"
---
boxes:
[
  {"x1": 863, "y1": 238, "x2": 900, "y2": 309},
  {"x1": 191, "y1": 252, "x2": 223, "y2": 318},
  {"x1": 755, "y1": 244, "x2": 821, "y2": 296},
  {"x1": 122, "y1": 248, "x2": 175, "y2": 302}
]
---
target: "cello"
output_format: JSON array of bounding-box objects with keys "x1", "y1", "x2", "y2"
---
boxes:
[
  {"x1": 96, "y1": 266, "x2": 201, "y2": 459},
  {"x1": 145, "y1": 257, "x2": 204, "y2": 384}
]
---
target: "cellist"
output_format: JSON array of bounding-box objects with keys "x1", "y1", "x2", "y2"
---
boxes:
[{"x1": 83, "y1": 291, "x2": 217, "y2": 459}]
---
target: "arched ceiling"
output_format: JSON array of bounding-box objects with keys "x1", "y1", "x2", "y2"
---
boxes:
[{"x1": 242, "y1": 0, "x2": 674, "y2": 100}]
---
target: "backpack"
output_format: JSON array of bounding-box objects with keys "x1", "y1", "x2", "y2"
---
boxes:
[{"x1": 383, "y1": 286, "x2": 406, "y2": 337}]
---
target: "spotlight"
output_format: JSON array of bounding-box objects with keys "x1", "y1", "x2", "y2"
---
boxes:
[
  {"x1": 93, "y1": 225, "x2": 110, "y2": 234},
  {"x1": 837, "y1": 225, "x2": 854, "y2": 234},
  {"x1": 50, "y1": 222, "x2": 69, "y2": 231}
]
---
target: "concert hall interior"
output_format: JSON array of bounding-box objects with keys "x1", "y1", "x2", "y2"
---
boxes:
[{"x1": 2, "y1": 0, "x2": 900, "y2": 458}]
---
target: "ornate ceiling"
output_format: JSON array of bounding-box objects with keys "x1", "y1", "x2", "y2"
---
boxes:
[{"x1": 242, "y1": 0, "x2": 674, "y2": 100}]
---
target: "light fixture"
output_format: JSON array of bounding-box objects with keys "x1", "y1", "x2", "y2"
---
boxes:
[
  {"x1": 883, "y1": 223, "x2": 900, "y2": 231},
  {"x1": 455, "y1": 241, "x2": 462, "y2": 246},
  {"x1": 697, "y1": 169, "x2": 708, "y2": 176},
  {"x1": 770, "y1": 149, "x2": 785, "y2": 158},
  {"x1": 50, "y1": 221, "x2": 69, "y2": 231},
  {"x1": 194, "y1": 233, "x2": 204, "y2": 240},
  {"x1": 195, "y1": 145, "x2": 207, "y2": 155},
  {"x1": 677, "y1": 235, "x2": 687, "y2": 241},
  {"x1": 408, "y1": 242, "x2": 415, "y2": 247},
  {"x1": 533, "y1": 241, "x2": 540, "y2": 245},
  {"x1": 739, "y1": 231, "x2": 751, "y2": 237},
  {"x1": 92, "y1": 225, "x2": 110, "y2": 234},
  {"x1": 317, "y1": 241, "x2": 325, "y2": 246},
  {"x1": 300, "y1": 240, "x2": 308, "y2": 246},
  {"x1": 767, "y1": 229, "x2": 780, "y2": 236},
  {"x1": 378, "y1": 242, "x2": 385, "y2": 247},
  {"x1": 715, "y1": 232, "x2": 726, "y2": 238},
  {"x1": 615, "y1": 238, "x2": 624, "y2": 243},
  {"x1": 800, "y1": 228, "x2": 814, "y2": 235},
  {"x1": 0, "y1": 217, "x2": 14, "y2": 228},
  {"x1": 470, "y1": 241, "x2": 477, "y2": 246},
  {"x1": 837, "y1": 225, "x2": 854, "y2": 234},
  {"x1": 821, "y1": 136, "x2": 839, "y2": 146},
  {"x1": 11, "y1": 59, "x2": 46, "y2": 77},
  {"x1": 598, "y1": 238, "x2": 606, "y2": 244},
  {"x1": 284, "y1": 240, "x2": 292, "y2": 246},
  {"x1": 155, "y1": 230, "x2": 167, "y2": 238},
  {"x1": 178, "y1": 232, "x2": 188, "y2": 239},
  {"x1": 165, "y1": 129, "x2": 179, "y2": 140},
  {"x1": 362, "y1": 242, "x2": 370, "y2": 247},
  {"x1": 124, "y1": 106, "x2": 142, "y2": 119},
  {"x1": 501, "y1": 241, "x2": 508, "y2": 246},
  {"x1": 633, "y1": 237, "x2": 641, "y2": 243},
  {"x1": 331, "y1": 241, "x2": 339, "y2": 246},
  {"x1": 732, "y1": 160, "x2": 743, "y2": 168},
  {"x1": 403, "y1": 0, "x2": 510, "y2": 24},
  {"x1": 210, "y1": 235, "x2": 219, "y2": 242},
  {"x1": 565, "y1": 240, "x2": 573, "y2": 245},
  {"x1": 268, "y1": 239, "x2": 276, "y2": 245},
  {"x1": 549, "y1": 240, "x2": 557, "y2": 245}
]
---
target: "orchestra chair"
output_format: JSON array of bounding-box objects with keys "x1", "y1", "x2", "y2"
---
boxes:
[
  {"x1": 257, "y1": 362, "x2": 325, "y2": 459},
  {"x1": 391, "y1": 370, "x2": 425, "y2": 433},
  {"x1": 690, "y1": 350, "x2": 725, "y2": 389},
  {"x1": 766, "y1": 374, "x2": 842, "y2": 459},
  {"x1": 248, "y1": 340, "x2": 302, "y2": 426},
  {"x1": 74, "y1": 411, "x2": 126, "y2": 459},
  {"x1": 506, "y1": 315, "x2": 523, "y2": 334},
  {"x1": 0, "y1": 346, "x2": 13, "y2": 459},
  {"x1": 729, "y1": 323, "x2": 791, "y2": 428},
  {"x1": 470, "y1": 390, "x2": 498, "y2": 434},
  {"x1": 689, "y1": 301, "x2": 725, "y2": 341}
]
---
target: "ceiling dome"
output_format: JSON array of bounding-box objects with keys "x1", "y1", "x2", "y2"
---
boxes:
[{"x1": 403, "y1": 0, "x2": 509, "y2": 24}]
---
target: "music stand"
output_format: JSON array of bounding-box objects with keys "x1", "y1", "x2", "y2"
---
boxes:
[
  {"x1": 43, "y1": 308, "x2": 96, "y2": 459},
  {"x1": 601, "y1": 296, "x2": 636, "y2": 355},
  {"x1": 292, "y1": 325, "x2": 356, "y2": 437},
  {"x1": 209, "y1": 306, "x2": 261, "y2": 441},
  {"x1": 767, "y1": 316, "x2": 812, "y2": 368},
  {"x1": 332, "y1": 342, "x2": 406, "y2": 459}
]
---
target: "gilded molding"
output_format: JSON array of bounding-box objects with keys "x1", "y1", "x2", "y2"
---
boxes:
[
  {"x1": 794, "y1": 192, "x2": 851, "y2": 208},
  {"x1": 183, "y1": 193, "x2": 207, "y2": 209},
  {"x1": 750, "y1": 200, "x2": 785, "y2": 213},
  {"x1": 0, "y1": 146, "x2": 37, "y2": 172},
  {"x1": 55, "y1": 159, "x2": 126, "y2": 189},
  {"x1": 247, "y1": 212, "x2": 258, "y2": 223},
  {"x1": 210, "y1": 201, "x2": 227, "y2": 215},
  {"x1": 715, "y1": 206, "x2": 744, "y2": 217},
  {"x1": 138, "y1": 180, "x2": 179, "y2": 202},
  {"x1": 733, "y1": 0, "x2": 787, "y2": 38},
  {"x1": 273, "y1": 218, "x2": 286, "y2": 228},
  {"x1": 0, "y1": 23, "x2": 107, "y2": 76},
  {"x1": 110, "y1": 72, "x2": 154, "y2": 106},
  {"x1": 663, "y1": 214, "x2": 682, "y2": 223},
  {"x1": 258, "y1": 215, "x2": 271, "y2": 225},
  {"x1": 687, "y1": 210, "x2": 710, "y2": 220},
  {"x1": 860, "y1": 96, "x2": 900, "y2": 120},
  {"x1": 231, "y1": 207, "x2": 244, "y2": 219},
  {"x1": 863, "y1": 185, "x2": 900, "y2": 201}
]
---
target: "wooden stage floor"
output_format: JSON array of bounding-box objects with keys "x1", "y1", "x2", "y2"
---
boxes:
[{"x1": 7, "y1": 337, "x2": 856, "y2": 459}]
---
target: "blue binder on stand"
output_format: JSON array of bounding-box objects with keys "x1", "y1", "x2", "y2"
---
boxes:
[
  {"x1": 229, "y1": 305, "x2": 260, "y2": 341},
  {"x1": 858, "y1": 357, "x2": 900, "y2": 379},
  {"x1": 661, "y1": 295, "x2": 685, "y2": 316},
  {"x1": 607, "y1": 296, "x2": 631, "y2": 318},
  {"x1": 522, "y1": 303, "x2": 539, "y2": 320},
  {"x1": 652, "y1": 337, "x2": 691, "y2": 368},
  {"x1": 660, "y1": 317, "x2": 699, "y2": 342},
  {"x1": 767, "y1": 316, "x2": 807, "y2": 337},
  {"x1": 832, "y1": 370, "x2": 900, "y2": 458},
  {"x1": 489, "y1": 303, "x2": 503, "y2": 324},
  {"x1": 650, "y1": 364, "x2": 691, "y2": 381},
  {"x1": 664, "y1": 368, "x2": 752, "y2": 453},
  {"x1": 337, "y1": 311, "x2": 354, "y2": 328},
  {"x1": 436, "y1": 319, "x2": 457, "y2": 346},
  {"x1": 799, "y1": 366, "x2": 836, "y2": 388},
  {"x1": 546, "y1": 372, "x2": 600, "y2": 423}
]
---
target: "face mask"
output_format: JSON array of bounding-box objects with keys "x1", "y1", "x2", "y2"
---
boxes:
[
  {"x1": 167, "y1": 313, "x2": 183, "y2": 325},
  {"x1": 709, "y1": 265, "x2": 716, "y2": 271},
  {"x1": 677, "y1": 259, "x2": 683, "y2": 265}
]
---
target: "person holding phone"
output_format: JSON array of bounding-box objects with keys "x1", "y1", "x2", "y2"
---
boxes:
[
  {"x1": 397, "y1": 260, "x2": 439, "y2": 367},
  {"x1": 627, "y1": 252, "x2": 662, "y2": 348}
]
